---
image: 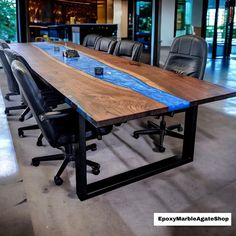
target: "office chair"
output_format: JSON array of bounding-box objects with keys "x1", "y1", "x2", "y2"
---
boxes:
[
  {"x1": 94, "y1": 37, "x2": 117, "y2": 54},
  {"x1": 82, "y1": 34, "x2": 102, "y2": 49},
  {"x1": 113, "y1": 40, "x2": 143, "y2": 62},
  {"x1": 0, "y1": 48, "x2": 28, "y2": 121},
  {"x1": 11, "y1": 60, "x2": 113, "y2": 185},
  {"x1": 133, "y1": 35, "x2": 208, "y2": 152},
  {"x1": 0, "y1": 40, "x2": 6, "y2": 68},
  {"x1": 0, "y1": 40, "x2": 22, "y2": 102},
  {"x1": 0, "y1": 40, "x2": 9, "y2": 69},
  {"x1": 0, "y1": 40, "x2": 29, "y2": 121},
  {"x1": 4, "y1": 48, "x2": 65, "y2": 146}
]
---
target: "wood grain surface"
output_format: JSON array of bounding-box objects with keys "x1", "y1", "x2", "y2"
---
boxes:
[{"x1": 10, "y1": 43, "x2": 236, "y2": 127}]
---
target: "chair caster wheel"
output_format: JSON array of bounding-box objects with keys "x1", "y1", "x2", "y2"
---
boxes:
[
  {"x1": 54, "y1": 176, "x2": 63, "y2": 186},
  {"x1": 92, "y1": 167, "x2": 100, "y2": 175},
  {"x1": 36, "y1": 140, "x2": 43, "y2": 146},
  {"x1": 31, "y1": 159, "x2": 40, "y2": 167},
  {"x1": 158, "y1": 146, "x2": 166, "y2": 153},
  {"x1": 4, "y1": 95, "x2": 10, "y2": 101},
  {"x1": 19, "y1": 116, "x2": 24, "y2": 122},
  {"x1": 133, "y1": 133, "x2": 139, "y2": 139},
  {"x1": 178, "y1": 126, "x2": 183, "y2": 132},
  {"x1": 18, "y1": 130, "x2": 24, "y2": 137},
  {"x1": 4, "y1": 109, "x2": 9, "y2": 115}
]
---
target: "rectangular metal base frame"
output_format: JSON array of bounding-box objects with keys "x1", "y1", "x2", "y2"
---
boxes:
[{"x1": 76, "y1": 106, "x2": 198, "y2": 201}]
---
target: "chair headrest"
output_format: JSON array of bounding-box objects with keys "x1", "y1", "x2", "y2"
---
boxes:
[
  {"x1": 164, "y1": 35, "x2": 208, "y2": 80},
  {"x1": 114, "y1": 40, "x2": 143, "y2": 61},
  {"x1": 0, "y1": 39, "x2": 10, "y2": 49}
]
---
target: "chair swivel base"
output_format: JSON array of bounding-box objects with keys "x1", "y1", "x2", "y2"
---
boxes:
[
  {"x1": 133, "y1": 120, "x2": 184, "y2": 152},
  {"x1": 5, "y1": 104, "x2": 27, "y2": 116},
  {"x1": 31, "y1": 143, "x2": 99, "y2": 185}
]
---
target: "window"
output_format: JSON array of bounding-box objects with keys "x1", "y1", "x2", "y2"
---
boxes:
[
  {"x1": 0, "y1": 0, "x2": 17, "y2": 42},
  {"x1": 175, "y1": 0, "x2": 193, "y2": 37}
]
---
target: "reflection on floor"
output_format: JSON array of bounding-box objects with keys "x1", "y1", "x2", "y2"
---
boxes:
[
  {"x1": 0, "y1": 59, "x2": 236, "y2": 236},
  {"x1": 0, "y1": 82, "x2": 34, "y2": 235}
]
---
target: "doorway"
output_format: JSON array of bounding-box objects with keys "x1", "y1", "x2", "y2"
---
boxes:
[
  {"x1": 128, "y1": 0, "x2": 153, "y2": 64},
  {"x1": 205, "y1": 0, "x2": 236, "y2": 58}
]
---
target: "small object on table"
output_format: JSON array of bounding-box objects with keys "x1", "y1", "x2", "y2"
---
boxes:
[
  {"x1": 63, "y1": 49, "x2": 80, "y2": 58},
  {"x1": 94, "y1": 67, "x2": 104, "y2": 76},
  {"x1": 54, "y1": 46, "x2": 60, "y2": 52}
]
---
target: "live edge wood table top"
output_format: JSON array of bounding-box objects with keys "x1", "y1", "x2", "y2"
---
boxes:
[{"x1": 10, "y1": 42, "x2": 236, "y2": 127}]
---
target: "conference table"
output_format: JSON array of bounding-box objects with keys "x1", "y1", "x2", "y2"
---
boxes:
[{"x1": 10, "y1": 42, "x2": 236, "y2": 200}]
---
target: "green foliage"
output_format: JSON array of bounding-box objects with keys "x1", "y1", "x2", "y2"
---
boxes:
[{"x1": 0, "y1": 0, "x2": 17, "y2": 42}]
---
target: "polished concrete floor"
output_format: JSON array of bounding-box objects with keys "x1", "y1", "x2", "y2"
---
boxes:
[{"x1": 0, "y1": 58, "x2": 236, "y2": 236}]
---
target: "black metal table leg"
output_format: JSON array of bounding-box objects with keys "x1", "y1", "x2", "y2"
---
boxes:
[
  {"x1": 76, "y1": 114, "x2": 88, "y2": 200},
  {"x1": 75, "y1": 106, "x2": 199, "y2": 201},
  {"x1": 182, "y1": 106, "x2": 198, "y2": 160}
]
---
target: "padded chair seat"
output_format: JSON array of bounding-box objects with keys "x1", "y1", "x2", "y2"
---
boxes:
[{"x1": 165, "y1": 55, "x2": 202, "y2": 78}]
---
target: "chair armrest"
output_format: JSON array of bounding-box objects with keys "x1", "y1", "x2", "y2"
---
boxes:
[{"x1": 39, "y1": 111, "x2": 69, "y2": 122}]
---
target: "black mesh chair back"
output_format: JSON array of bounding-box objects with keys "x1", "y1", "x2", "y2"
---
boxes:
[
  {"x1": 164, "y1": 35, "x2": 208, "y2": 80},
  {"x1": 82, "y1": 34, "x2": 102, "y2": 49},
  {"x1": 11, "y1": 60, "x2": 61, "y2": 147},
  {"x1": 95, "y1": 37, "x2": 117, "y2": 54},
  {"x1": 0, "y1": 46, "x2": 20, "y2": 94},
  {"x1": 113, "y1": 40, "x2": 143, "y2": 62}
]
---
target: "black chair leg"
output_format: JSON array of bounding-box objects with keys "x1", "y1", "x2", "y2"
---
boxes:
[
  {"x1": 167, "y1": 124, "x2": 183, "y2": 132},
  {"x1": 147, "y1": 120, "x2": 160, "y2": 129},
  {"x1": 5, "y1": 104, "x2": 27, "y2": 116},
  {"x1": 18, "y1": 124, "x2": 39, "y2": 137},
  {"x1": 166, "y1": 130, "x2": 184, "y2": 139},
  {"x1": 54, "y1": 158, "x2": 71, "y2": 185},
  {"x1": 32, "y1": 153, "x2": 65, "y2": 167},
  {"x1": 86, "y1": 143, "x2": 97, "y2": 151},
  {"x1": 4, "y1": 92, "x2": 19, "y2": 101},
  {"x1": 36, "y1": 133, "x2": 44, "y2": 146},
  {"x1": 19, "y1": 107, "x2": 30, "y2": 122},
  {"x1": 133, "y1": 128, "x2": 161, "y2": 139}
]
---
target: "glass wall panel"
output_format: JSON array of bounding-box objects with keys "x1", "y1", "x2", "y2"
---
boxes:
[
  {"x1": 175, "y1": 0, "x2": 193, "y2": 36},
  {"x1": 216, "y1": 0, "x2": 227, "y2": 57},
  {"x1": 0, "y1": 0, "x2": 17, "y2": 42},
  {"x1": 231, "y1": 6, "x2": 236, "y2": 56},
  {"x1": 204, "y1": 0, "x2": 236, "y2": 58},
  {"x1": 135, "y1": 0, "x2": 152, "y2": 52},
  {"x1": 206, "y1": 0, "x2": 216, "y2": 57}
]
